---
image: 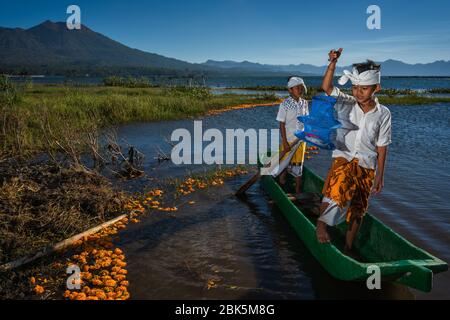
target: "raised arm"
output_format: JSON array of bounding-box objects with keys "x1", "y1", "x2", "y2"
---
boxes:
[{"x1": 322, "y1": 48, "x2": 343, "y2": 95}]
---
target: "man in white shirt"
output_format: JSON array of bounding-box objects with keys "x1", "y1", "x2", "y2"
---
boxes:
[
  {"x1": 316, "y1": 49, "x2": 392, "y2": 256},
  {"x1": 276, "y1": 76, "x2": 309, "y2": 195}
]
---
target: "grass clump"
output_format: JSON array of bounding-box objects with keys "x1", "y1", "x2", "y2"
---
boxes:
[
  {"x1": 379, "y1": 95, "x2": 450, "y2": 105},
  {"x1": 0, "y1": 83, "x2": 278, "y2": 159},
  {"x1": 103, "y1": 76, "x2": 154, "y2": 88}
]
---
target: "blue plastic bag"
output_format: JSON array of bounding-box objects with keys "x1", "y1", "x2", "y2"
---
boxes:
[{"x1": 294, "y1": 95, "x2": 341, "y2": 150}]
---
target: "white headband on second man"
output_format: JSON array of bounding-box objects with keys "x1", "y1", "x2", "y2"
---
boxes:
[
  {"x1": 287, "y1": 77, "x2": 307, "y2": 94},
  {"x1": 338, "y1": 68, "x2": 381, "y2": 86}
]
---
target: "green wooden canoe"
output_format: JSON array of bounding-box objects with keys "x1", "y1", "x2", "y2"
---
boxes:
[{"x1": 259, "y1": 165, "x2": 448, "y2": 292}]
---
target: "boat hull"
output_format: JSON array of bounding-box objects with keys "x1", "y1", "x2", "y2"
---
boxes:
[{"x1": 260, "y1": 166, "x2": 448, "y2": 292}]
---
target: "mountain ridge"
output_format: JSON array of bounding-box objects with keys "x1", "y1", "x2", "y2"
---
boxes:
[
  {"x1": 201, "y1": 59, "x2": 450, "y2": 76},
  {"x1": 1, "y1": 21, "x2": 450, "y2": 76}
]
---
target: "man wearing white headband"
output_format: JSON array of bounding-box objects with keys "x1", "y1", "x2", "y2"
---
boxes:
[
  {"x1": 276, "y1": 76, "x2": 309, "y2": 195},
  {"x1": 315, "y1": 48, "x2": 392, "y2": 257}
]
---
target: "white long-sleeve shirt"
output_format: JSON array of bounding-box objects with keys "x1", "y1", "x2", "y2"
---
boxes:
[{"x1": 328, "y1": 87, "x2": 392, "y2": 170}]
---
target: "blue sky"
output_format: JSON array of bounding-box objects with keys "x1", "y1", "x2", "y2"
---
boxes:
[{"x1": 1, "y1": 0, "x2": 449, "y2": 65}]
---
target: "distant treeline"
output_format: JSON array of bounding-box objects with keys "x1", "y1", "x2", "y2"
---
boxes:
[
  {"x1": 0, "y1": 64, "x2": 212, "y2": 78},
  {"x1": 234, "y1": 85, "x2": 450, "y2": 95},
  {"x1": 100, "y1": 78, "x2": 450, "y2": 97},
  {"x1": 103, "y1": 76, "x2": 155, "y2": 88},
  {"x1": 0, "y1": 63, "x2": 312, "y2": 78}
]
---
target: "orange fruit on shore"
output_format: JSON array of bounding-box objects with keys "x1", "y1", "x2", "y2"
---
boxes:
[{"x1": 34, "y1": 285, "x2": 45, "y2": 295}]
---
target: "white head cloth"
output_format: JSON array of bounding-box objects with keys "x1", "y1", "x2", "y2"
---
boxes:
[
  {"x1": 287, "y1": 77, "x2": 307, "y2": 94},
  {"x1": 338, "y1": 68, "x2": 381, "y2": 86}
]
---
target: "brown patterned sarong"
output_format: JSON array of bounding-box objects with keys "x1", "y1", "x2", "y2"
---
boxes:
[{"x1": 322, "y1": 157, "x2": 375, "y2": 223}]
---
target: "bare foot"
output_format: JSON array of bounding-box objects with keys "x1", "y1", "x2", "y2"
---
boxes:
[{"x1": 316, "y1": 221, "x2": 331, "y2": 243}]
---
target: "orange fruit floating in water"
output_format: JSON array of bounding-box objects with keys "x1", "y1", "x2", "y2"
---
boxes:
[
  {"x1": 76, "y1": 293, "x2": 87, "y2": 300},
  {"x1": 82, "y1": 272, "x2": 93, "y2": 280},
  {"x1": 82, "y1": 286, "x2": 91, "y2": 294},
  {"x1": 112, "y1": 266, "x2": 121, "y2": 273},
  {"x1": 107, "y1": 292, "x2": 117, "y2": 299},
  {"x1": 92, "y1": 279, "x2": 103, "y2": 286},
  {"x1": 114, "y1": 275, "x2": 126, "y2": 282},
  {"x1": 105, "y1": 279, "x2": 117, "y2": 287}
]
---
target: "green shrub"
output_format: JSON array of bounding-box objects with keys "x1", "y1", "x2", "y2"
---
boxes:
[
  {"x1": 103, "y1": 76, "x2": 153, "y2": 88},
  {"x1": 0, "y1": 75, "x2": 22, "y2": 105},
  {"x1": 165, "y1": 86, "x2": 212, "y2": 100}
]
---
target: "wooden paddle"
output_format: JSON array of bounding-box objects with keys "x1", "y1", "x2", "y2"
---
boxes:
[{"x1": 235, "y1": 138, "x2": 300, "y2": 196}]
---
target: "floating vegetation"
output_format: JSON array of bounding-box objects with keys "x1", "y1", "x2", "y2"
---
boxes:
[
  {"x1": 207, "y1": 101, "x2": 282, "y2": 116},
  {"x1": 426, "y1": 88, "x2": 450, "y2": 94}
]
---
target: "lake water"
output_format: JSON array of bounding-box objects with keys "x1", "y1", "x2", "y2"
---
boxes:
[
  {"x1": 9, "y1": 75, "x2": 450, "y2": 91},
  {"x1": 110, "y1": 101, "x2": 450, "y2": 300}
]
